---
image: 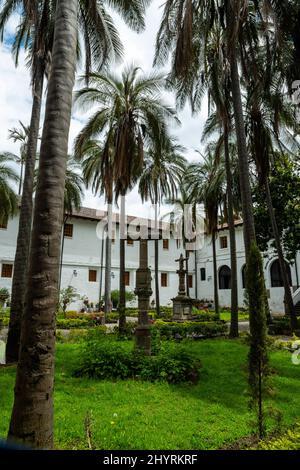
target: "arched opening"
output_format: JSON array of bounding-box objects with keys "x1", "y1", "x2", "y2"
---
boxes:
[
  {"x1": 270, "y1": 259, "x2": 292, "y2": 287},
  {"x1": 242, "y1": 264, "x2": 247, "y2": 289},
  {"x1": 219, "y1": 265, "x2": 231, "y2": 290}
]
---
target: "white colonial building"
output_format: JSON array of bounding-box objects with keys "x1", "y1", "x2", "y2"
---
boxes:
[{"x1": 0, "y1": 207, "x2": 299, "y2": 313}]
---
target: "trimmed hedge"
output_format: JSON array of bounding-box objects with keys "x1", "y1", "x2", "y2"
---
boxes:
[
  {"x1": 56, "y1": 318, "x2": 93, "y2": 329},
  {"x1": 152, "y1": 319, "x2": 228, "y2": 339},
  {"x1": 269, "y1": 316, "x2": 300, "y2": 336}
]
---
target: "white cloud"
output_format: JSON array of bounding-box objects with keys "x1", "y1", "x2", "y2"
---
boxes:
[{"x1": 0, "y1": 1, "x2": 207, "y2": 217}]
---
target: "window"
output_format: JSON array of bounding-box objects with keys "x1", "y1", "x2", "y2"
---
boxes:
[
  {"x1": 124, "y1": 271, "x2": 130, "y2": 286},
  {"x1": 89, "y1": 269, "x2": 97, "y2": 282},
  {"x1": 219, "y1": 265, "x2": 231, "y2": 290},
  {"x1": 200, "y1": 268, "x2": 206, "y2": 281},
  {"x1": 127, "y1": 238, "x2": 134, "y2": 246},
  {"x1": 0, "y1": 219, "x2": 8, "y2": 230},
  {"x1": 64, "y1": 223, "x2": 73, "y2": 238},
  {"x1": 242, "y1": 265, "x2": 247, "y2": 289},
  {"x1": 161, "y1": 272, "x2": 168, "y2": 287},
  {"x1": 163, "y1": 239, "x2": 169, "y2": 250},
  {"x1": 188, "y1": 275, "x2": 193, "y2": 288},
  {"x1": 1, "y1": 263, "x2": 13, "y2": 278},
  {"x1": 220, "y1": 236, "x2": 228, "y2": 249},
  {"x1": 270, "y1": 259, "x2": 292, "y2": 287}
]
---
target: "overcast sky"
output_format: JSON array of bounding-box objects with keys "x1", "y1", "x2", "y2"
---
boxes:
[{"x1": 0, "y1": 0, "x2": 208, "y2": 219}]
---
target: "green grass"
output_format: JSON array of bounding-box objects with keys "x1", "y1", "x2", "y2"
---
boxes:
[
  {"x1": 220, "y1": 310, "x2": 249, "y2": 322},
  {"x1": 0, "y1": 338, "x2": 299, "y2": 450}
]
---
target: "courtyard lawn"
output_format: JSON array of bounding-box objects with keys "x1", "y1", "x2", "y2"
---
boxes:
[
  {"x1": 219, "y1": 310, "x2": 249, "y2": 322},
  {"x1": 0, "y1": 339, "x2": 299, "y2": 450}
]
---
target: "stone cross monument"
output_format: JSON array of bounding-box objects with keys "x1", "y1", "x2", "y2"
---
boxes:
[
  {"x1": 175, "y1": 254, "x2": 188, "y2": 296},
  {"x1": 172, "y1": 253, "x2": 193, "y2": 321}
]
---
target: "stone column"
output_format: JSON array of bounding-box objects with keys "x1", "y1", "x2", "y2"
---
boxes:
[{"x1": 134, "y1": 238, "x2": 152, "y2": 355}]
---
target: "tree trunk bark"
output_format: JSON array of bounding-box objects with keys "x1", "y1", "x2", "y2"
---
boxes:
[
  {"x1": 5, "y1": 59, "x2": 44, "y2": 364},
  {"x1": 7, "y1": 0, "x2": 78, "y2": 448},
  {"x1": 212, "y1": 231, "x2": 219, "y2": 316},
  {"x1": 104, "y1": 199, "x2": 112, "y2": 317},
  {"x1": 224, "y1": 128, "x2": 239, "y2": 337},
  {"x1": 226, "y1": 3, "x2": 256, "y2": 259},
  {"x1": 186, "y1": 250, "x2": 190, "y2": 297},
  {"x1": 154, "y1": 194, "x2": 160, "y2": 317},
  {"x1": 265, "y1": 179, "x2": 297, "y2": 330},
  {"x1": 119, "y1": 190, "x2": 126, "y2": 333},
  {"x1": 295, "y1": 257, "x2": 299, "y2": 288},
  {"x1": 58, "y1": 215, "x2": 68, "y2": 293},
  {"x1": 18, "y1": 158, "x2": 24, "y2": 196}
]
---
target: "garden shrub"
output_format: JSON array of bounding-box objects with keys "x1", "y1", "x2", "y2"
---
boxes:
[
  {"x1": 56, "y1": 318, "x2": 92, "y2": 329},
  {"x1": 152, "y1": 320, "x2": 228, "y2": 339},
  {"x1": 112, "y1": 321, "x2": 138, "y2": 339},
  {"x1": 74, "y1": 337, "x2": 201, "y2": 384},
  {"x1": 269, "y1": 316, "x2": 300, "y2": 336},
  {"x1": 56, "y1": 329, "x2": 90, "y2": 343},
  {"x1": 255, "y1": 424, "x2": 300, "y2": 450}
]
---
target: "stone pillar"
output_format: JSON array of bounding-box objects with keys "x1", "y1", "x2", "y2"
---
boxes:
[{"x1": 134, "y1": 238, "x2": 152, "y2": 355}]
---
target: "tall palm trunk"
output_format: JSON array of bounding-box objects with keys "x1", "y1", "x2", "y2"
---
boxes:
[
  {"x1": 265, "y1": 179, "x2": 297, "y2": 330},
  {"x1": 5, "y1": 58, "x2": 44, "y2": 364},
  {"x1": 154, "y1": 191, "x2": 160, "y2": 317},
  {"x1": 104, "y1": 198, "x2": 113, "y2": 317},
  {"x1": 58, "y1": 214, "x2": 68, "y2": 293},
  {"x1": 212, "y1": 230, "x2": 219, "y2": 317},
  {"x1": 224, "y1": 128, "x2": 239, "y2": 337},
  {"x1": 225, "y1": 3, "x2": 256, "y2": 258},
  {"x1": 229, "y1": 50, "x2": 256, "y2": 257},
  {"x1": 185, "y1": 249, "x2": 190, "y2": 297},
  {"x1": 7, "y1": 0, "x2": 78, "y2": 448},
  {"x1": 18, "y1": 158, "x2": 24, "y2": 196},
  {"x1": 119, "y1": 190, "x2": 126, "y2": 333}
]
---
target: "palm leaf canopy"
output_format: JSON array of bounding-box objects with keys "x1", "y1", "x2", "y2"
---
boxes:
[
  {"x1": 0, "y1": 152, "x2": 19, "y2": 223},
  {"x1": 74, "y1": 65, "x2": 180, "y2": 194}
]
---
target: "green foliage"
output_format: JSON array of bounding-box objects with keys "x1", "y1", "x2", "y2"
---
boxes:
[
  {"x1": 110, "y1": 290, "x2": 136, "y2": 309},
  {"x1": 112, "y1": 322, "x2": 138, "y2": 339},
  {"x1": 59, "y1": 286, "x2": 79, "y2": 316},
  {"x1": 0, "y1": 288, "x2": 10, "y2": 306},
  {"x1": 253, "y1": 154, "x2": 300, "y2": 263},
  {"x1": 74, "y1": 337, "x2": 201, "y2": 384},
  {"x1": 56, "y1": 318, "x2": 92, "y2": 329},
  {"x1": 1, "y1": 340, "x2": 300, "y2": 449},
  {"x1": 56, "y1": 329, "x2": 90, "y2": 344},
  {"x1": 269, "y1": 316, "x2": 300, "y2": 336},
  {"x1": 247, "y1": 242, "x2": 270, "y2": 438},
  {"x1": 255, "y1": 425, "x2": 300, "y2": 450},
  {"x1": 152, "y1": 320, "x2": 228, "y2": 339}
]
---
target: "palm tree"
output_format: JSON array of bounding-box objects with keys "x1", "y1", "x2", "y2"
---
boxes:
[
  {"x1": 7, "y1": 0, "x2": 79, "y2": 449},
  {"x1": 8, "y1": 122, "x2": 30, "y2": 195},
  {"x1": 184, "y1": 153, "x2": 228, "y2": 318},
  {"x1": 154, "y1": 1, "x2": 257, "y2": 258},
  {"x1": 164, "y1": 185, "x2": 199, "y2": 299},
  {"x1": 74, "y1": 138, "x2": 114, "y2": 317},
  {"x1": 74, "y1": 65, "x2": 179, "y2": 333},
  {"x1": 0, "y1": 152, "x2": 19, "y2": 224},
  {"x1": 59, "y1": 158, "x2": 84, "y2": 292},
  {"x1": 2, "y1": 0, "x2": 147, "y2": 363},
  {"x1": 242, "y1": 37, "x2": 300, "y2": 329},
  {"x1": 138, "y1": 138, "x2": 186, "y2": 317}
]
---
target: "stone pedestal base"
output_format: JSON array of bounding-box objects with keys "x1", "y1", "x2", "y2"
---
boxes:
[
  {"x1": 172, "y1": 296, "x2": 193, "y2": 321},
  {"x1": 135, "y1": 324, "x2": 151, "y2": 356}
]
